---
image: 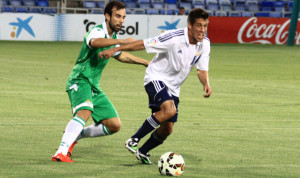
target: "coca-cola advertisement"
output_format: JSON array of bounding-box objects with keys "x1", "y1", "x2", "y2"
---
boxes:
[{"x1": 208, "y1": 17, "x2": 300, "y2": 45}]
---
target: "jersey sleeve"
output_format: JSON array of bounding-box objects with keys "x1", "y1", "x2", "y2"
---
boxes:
[
  {"x1": 143, "y1": 33, "x2": 174, "y2": 53},
  {"x1": 196, "y1": 38, "x2": 210, "y2": 71},
  {"x1": 86, "y1": 28, "x2": 106, "y2": 48}
]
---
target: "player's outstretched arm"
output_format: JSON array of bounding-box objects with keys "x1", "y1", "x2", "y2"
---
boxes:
[
  {"x1": 99, "y1": 40, "x2": 145, "y2": 59},
  {"x1": 90, "y1": 37, "x2": 136, "y2": 48},
  {"x1": 197, "y1": 69, "x2": 212, "y2": 98},
  {"x1": 115, "y1": 52, "x2": 150, "y2": 67}
]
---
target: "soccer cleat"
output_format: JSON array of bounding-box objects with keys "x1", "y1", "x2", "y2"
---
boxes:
[
  {"x1": 136, "y1": 149, "x2": 152, "y2": 164},
  {"x1": 125, "y1": 138, "x2": 138, "y2": 154},
  {"x1": 51, "y1": 153, "x2": 74, "y2": 163},
  {"x1": 67, "y1": 141, "x2": 78, "y2": 157}
]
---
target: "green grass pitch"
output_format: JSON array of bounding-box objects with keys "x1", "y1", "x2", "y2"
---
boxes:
[{"x1": 0, "y1": 41, "x2": 300, "y2": 177}]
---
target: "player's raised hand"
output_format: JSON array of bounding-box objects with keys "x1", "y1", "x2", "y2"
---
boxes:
[{"x1": 99, "y1": 49, "x2": 115, "y2": 60}]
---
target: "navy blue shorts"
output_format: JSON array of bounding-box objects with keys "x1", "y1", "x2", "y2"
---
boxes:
[{"x1": 144, "y1": 80, "x2": 179, "y2": 122}]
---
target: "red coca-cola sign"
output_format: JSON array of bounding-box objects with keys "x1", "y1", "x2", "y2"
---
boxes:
[{"x1": 208, "y1": 17, "x2": 300, "y2": 44}]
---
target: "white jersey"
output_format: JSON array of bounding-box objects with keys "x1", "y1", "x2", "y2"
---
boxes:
[{"x1": 143, "y1": 27, "x2": 210, "y2": 97}]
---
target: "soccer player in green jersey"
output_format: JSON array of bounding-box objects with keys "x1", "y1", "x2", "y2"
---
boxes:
[{"x1": 51, "y1": 1, "x2": 150, "y2": 163}]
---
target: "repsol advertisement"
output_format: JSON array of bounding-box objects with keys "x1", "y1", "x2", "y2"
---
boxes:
[
  {"x1": 59, "y1": 14, "x2": 149, "y2": 41},
  {"x1": 83, "y1": 19, "x2": 139, "y2": 35}
]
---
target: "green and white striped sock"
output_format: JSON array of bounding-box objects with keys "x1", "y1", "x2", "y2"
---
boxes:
[{"x1": 55, "y1": 116, "x2": 86, "y2": 155}]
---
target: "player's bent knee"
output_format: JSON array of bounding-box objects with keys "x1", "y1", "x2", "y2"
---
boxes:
[
  {"x1": 109, "y1": 124, "x2": 121, "y2": 133},
  {"x1": 109, "y1": 119, "x2": 121, "y2": 133},
  {"x1": 101, "y1": 117, "x2": 121, "y2": 134},
  {"x1": 164, "y1": 108, "x2": 177, "y2": 120}
]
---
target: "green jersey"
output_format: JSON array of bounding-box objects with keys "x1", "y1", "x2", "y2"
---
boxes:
[{"x1": 66, "y1": 22, "x2": 121, "y2": 92}]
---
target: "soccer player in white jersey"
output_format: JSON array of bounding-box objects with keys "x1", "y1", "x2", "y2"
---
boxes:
[
  {"x1": 99, "y1": 8, "x2": 211, "y2": 164},
  {"x1": 51, "y1": 1, "x2": 149, "y2": 163}
]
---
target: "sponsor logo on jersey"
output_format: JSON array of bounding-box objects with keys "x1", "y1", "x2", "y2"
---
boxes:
[{"x1": 69, "y1": 84, "x2": 78, "y2": 91}]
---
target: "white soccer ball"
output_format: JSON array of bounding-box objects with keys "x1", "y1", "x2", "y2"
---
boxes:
[{"x1": 158, "y1": 152, "x2": 185, "y2": 176}]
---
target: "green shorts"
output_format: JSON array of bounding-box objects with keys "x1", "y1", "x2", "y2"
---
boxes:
[{"x1": 67, "y1": 80, "x2": 119, "y2": 124}]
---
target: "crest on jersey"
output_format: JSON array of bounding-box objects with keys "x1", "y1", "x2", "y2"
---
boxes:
[
  {"x1": 191, "y1": 51, "x2": 202, "y2": 65},
  {"x1": 147, "y1": 38, "x2": 158, "y2": 46}
]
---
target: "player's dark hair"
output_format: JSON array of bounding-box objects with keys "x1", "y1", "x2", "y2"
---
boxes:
[
  {"x1": 104, "y1": 1, "x2": 125, "y2": 17},
  {"x1": 188, "y1": 8, "x2": 209, "y2": 25}
]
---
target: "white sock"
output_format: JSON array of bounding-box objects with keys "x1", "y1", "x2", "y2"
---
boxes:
[
  {"x1": 55, "y1": 116, "x2": 86, "y2": 156},
  {"x1": 76, "y1": 123, "x2": 111, "y2": 141}
]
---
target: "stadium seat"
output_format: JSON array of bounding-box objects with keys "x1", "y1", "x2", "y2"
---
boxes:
[
  {"x1": 269, "y1": 12, "x2": 282, "y2": 17},
  {"x1": 1, "y1": 0, "x2": 8, "y2": 5},
  {"x1": 23, "y1": 0, "x2": 35, "y2": 6},
  {"x1": 29, "y1": 7, "x2": 42, "y2": 13},
  {"x1": 179, "y1": 0, "x2": 192, "y2": 10},
  {"x1": 126, "y1": 9, "x2": 133, "y2": 14},
  {"x1": 151, "y1": 0, "x2": 164, "y2": 9},
  {"x1": 246, "y1": 0, "x2": 259, "y2": 11},
  {"x1": 206, "y1": 0, "x2": 219, "y2": 11},
  {"x1": 229, "y1": 11, "x2": 241, "y2": 16},
  {"x1": 256, "y1": 12, "x2": 269, "y2": 17},
  {"x1": 83, "y1": 1, "x2": 96, "y2": 8},
  {"x1": 134, "y1": 9, "x2": 145, "y2": 14},
  {"x1": 165, "y1": 0, "x2": 178, "y2": 9},
  {"x1": 146, "y1": 9, "x2": 159, "y2": 14},
  {"x1": 124, "y1": 0, "x2": 137, "y2": 8},
  {"x1": 96, "y1": 0, "x2": 105, "y2": 8},
  {"x1": 242, "y1": 11, "x2": 254, "y2": 17},
  {"x1": 44, "y1": 7, "x2": 56, "y2": 14},
  {"x1": 192, "y1": 0, "x2": 205, "y2": 9},
  {"x1": 15, "y1": 6, "x2": 27, "y2": 12},
  {"x1": 159, "y1": 9, "x2": 165, "y2": 15},
  {"x1": 260, "y1": 1, "x2": 273, "y2": 11},
  {"x1": 273, "y1": 1, "x2": 285, "y2": 11},
  {"x1": 36, "y1": 0, "x2": 48, "y2": 7},
  {"x1": 9, "y1": 0, "x2": 22, "y2": 6},
  {"x1": 215, "y1": 10, "x2": 227, "y2": 16},
  {"x1": 1, "y1": 6, "x2": 14, "y2": 12},
  {"x1": 208, "y1": 11, "x2": 214, "y2": 16},
  {"x1": 234, "y1": 0, "x2": 246, "y2": 11},
  {"x1": 219, "y1": 0, "x2": 232, "y2": 11},
  {"x1": 138, "y1": 0, "x2": 151, "y2": 8},
  {"x1": 160, "y1": 9, "x2": 175, "y2": 15},
  {"x1": 91, "y1": 8, "x2": 104, "y2": 14},
  {"x1": 288, "y1": 1, "x2": 293, "y2": 11}
]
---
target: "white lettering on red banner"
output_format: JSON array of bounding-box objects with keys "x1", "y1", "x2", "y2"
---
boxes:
[{"x1": 238, "y1": 17, "x2": 300, "y2": 44}]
